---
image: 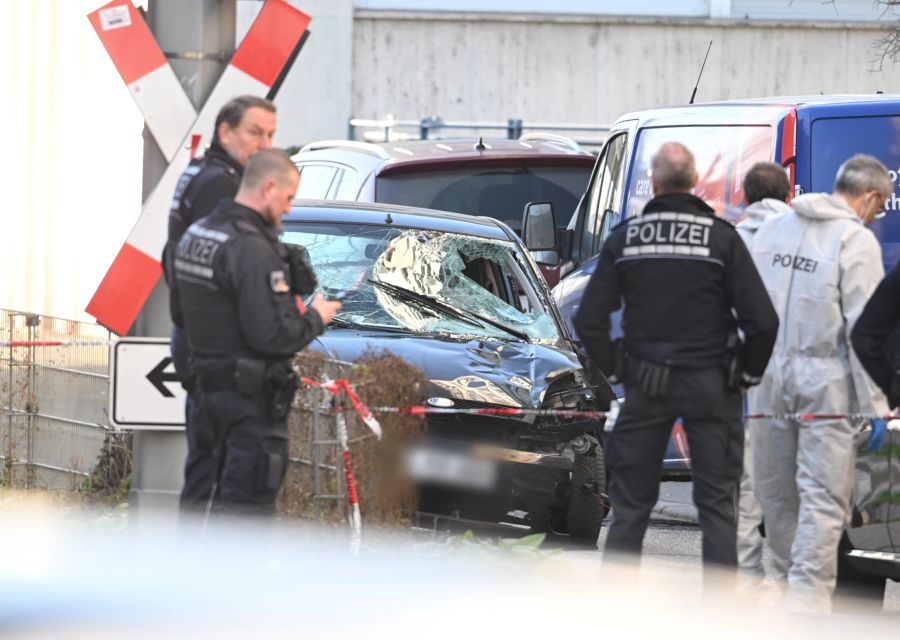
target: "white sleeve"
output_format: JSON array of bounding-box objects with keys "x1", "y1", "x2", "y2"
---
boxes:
[{"x1": 840, "y1": 226, "x2": 889, "y2": 416}]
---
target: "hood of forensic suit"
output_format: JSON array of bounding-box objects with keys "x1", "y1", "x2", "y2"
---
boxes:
[
  {"x1": 738, "y1": 198, "x2": 791, "y2": 234},
  {"x1": 790, "y1": 192, "x2": 861, "y2": 223},
  {"x1": 312, "y1": 331, "x2": 590, "y2": 411}
]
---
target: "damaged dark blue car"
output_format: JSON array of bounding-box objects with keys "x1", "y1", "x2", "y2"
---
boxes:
[{"x1": 282, "y1": 201, "x2": 615, "y2": 543}]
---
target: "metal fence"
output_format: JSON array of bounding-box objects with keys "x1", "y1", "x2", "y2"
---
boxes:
[{"x1": 0, "y1": 309, "x2": 116, "y2": 490}]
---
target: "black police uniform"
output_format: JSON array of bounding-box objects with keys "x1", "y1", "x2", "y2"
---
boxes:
[
  {"x1": 852, "y1": 260, "x2": 900, "y2": 406},
  {"x1": 164, "y1": 141, "x2": 243, "y2": 511},
  {"x1": 574, "y1": 192, "x2": 778, "y2": 566},
  {"x1": 174, "y1": 199, "x2": 324, "y2": 516}
]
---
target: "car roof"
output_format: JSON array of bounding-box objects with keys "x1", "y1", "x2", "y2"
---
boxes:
[
  {"x1": 292, "y1": 137, "x2": 595, "y2": 175},
  {"x1": 614, "y1": 94, "x2": 900, "y2": 128},
  {"x1": 284, "y1": 199, "x2": 513, "y2": 241}
]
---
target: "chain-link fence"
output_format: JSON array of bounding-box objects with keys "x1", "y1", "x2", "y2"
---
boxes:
[{"x1": 0, "y1": 309, "x2": 124, "y2": 491}]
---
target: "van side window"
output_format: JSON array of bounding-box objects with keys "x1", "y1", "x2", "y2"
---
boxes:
[
  {"x1": 295, "y1": 164, "x2": 338, "y2": 199},
  {"x1": 333, "y1": 168, "x2": 358, "y2": 200},
  {"x1": 580, "y1": 133, "x2": 628, "y2": 259}
]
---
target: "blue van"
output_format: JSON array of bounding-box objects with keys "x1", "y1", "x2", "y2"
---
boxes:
[
  {"x1": 553, "y1": 95, "x2": 900, "y2": 331},
  {"x1": 538, "y1": 95, "x2": 900, "y2": 592}
]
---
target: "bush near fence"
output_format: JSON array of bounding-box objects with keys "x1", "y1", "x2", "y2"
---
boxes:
[{"x1": 279, "y1": 350, "x2": 425, "y2": 527}]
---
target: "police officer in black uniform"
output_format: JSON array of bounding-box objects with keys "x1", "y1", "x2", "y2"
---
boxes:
[
  {"x1": 174, "y1": 149, "x2": 340, "y2": 516},
  {"x1": 852, "y1": 260, "x2": 900, "y2": 407},
  {"x1": 574, "y1": 142, "x2": 779, "y2": 567},
  {"x1": 165, "y1": 96, "x2": 276, "y2": 511}
]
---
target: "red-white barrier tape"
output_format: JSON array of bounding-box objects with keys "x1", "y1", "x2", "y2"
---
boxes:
[
  {"x1": 300, "y1": 377, "x2": 383, "y2": 439},
  {"x1": 334, "y1": 412, "x2": 362, "y2": 552}
]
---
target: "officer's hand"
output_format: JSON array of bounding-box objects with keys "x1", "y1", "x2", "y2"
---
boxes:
[
  {"x1": 310, "y1": 294, "x2": 342, "y2": 325},
  {"x1": 867, "y1": 418, "x2": 888, "y2": 452}
]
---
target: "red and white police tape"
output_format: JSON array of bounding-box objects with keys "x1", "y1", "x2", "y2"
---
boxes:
[{"x1": 0, "y1": 350, "x2": 890, "y2": 424}]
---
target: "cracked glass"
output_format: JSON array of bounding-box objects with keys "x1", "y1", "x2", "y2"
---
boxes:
[{"x1": 281, "y1": 222, "x2": 561, "y2": 345}]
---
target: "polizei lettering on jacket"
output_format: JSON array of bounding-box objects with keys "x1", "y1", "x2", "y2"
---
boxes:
[
  {"x1": 621, "y1": 212, "x2": 713, "y2": 258},
  {"x1": 174, "y1": 225, "x2": 229, "y2": 280},
  {"x1": 772, "y1": 253, "x2": 818, "y2": 273}
]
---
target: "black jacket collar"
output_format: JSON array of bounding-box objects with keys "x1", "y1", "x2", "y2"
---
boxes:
[
  {"x1": 205, "y1": 140, "x2": 244, "y2": 176},
  {"x1": 222, "y1": 201, "x2": 280, "y2": 243},
  {"x1": 642, "y1": 192, "x2": 715, "y2": 216}
]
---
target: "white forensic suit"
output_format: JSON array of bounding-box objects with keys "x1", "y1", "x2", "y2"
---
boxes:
[
  {"x1": 749, "y1": 193, "x2": 888, "y2": 611},
  {"x1": 734, "y1": 198, "x2": 790, "y2": 573}
]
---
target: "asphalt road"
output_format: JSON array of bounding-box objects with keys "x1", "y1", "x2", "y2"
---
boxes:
[{"x1": 560, "y1": 481, "x2": 900, "y2": 613}]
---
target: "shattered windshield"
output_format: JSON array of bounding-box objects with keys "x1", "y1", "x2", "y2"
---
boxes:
[{"x1": 281, "y1": 221, "x2": 561, "y2": 344}]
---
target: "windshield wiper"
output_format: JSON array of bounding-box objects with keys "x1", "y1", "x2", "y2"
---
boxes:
[
  {"x1": 368, "y1": 279, "x2": 531, "y2": 343},
  {"x1": 329, "y1": 316, "x2": 420, "y2": 335}
]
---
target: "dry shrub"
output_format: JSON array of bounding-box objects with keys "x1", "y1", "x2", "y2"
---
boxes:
[{"x1": 278, "y1": 350, "x2": 425, "y2": 528}]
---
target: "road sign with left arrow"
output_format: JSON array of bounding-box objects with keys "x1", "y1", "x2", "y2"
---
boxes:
[{"x1": 110, "y1": 338, "x2": 185, "y2": 429}]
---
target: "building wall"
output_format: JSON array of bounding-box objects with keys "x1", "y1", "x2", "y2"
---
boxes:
[
  {"x1": 351, "y1": 12, "x2": 900, "y2": 128},
  {"x1": 2, "y1": 0, "x2": 144, "y2": 322}
]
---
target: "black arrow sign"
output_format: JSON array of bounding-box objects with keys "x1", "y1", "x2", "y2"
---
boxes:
[{"x1": 146, "y1": 357, "x2": 180, "y2": 398}]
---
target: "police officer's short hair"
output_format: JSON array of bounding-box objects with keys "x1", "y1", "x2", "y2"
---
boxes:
[
  {"x1": 744, "y1": 162, "x2": 790, "y2": 204},
  {"x1": 214, "y1": 96, "x2": 276, "y2": 140},
  {"x1": 651, "y1": 142, "x2": 696, "y2": 192},
  {"x1": 241, "y1": 149, "x2": 299, "y2": 189},
  {"x1": 834, "y1": 154, "x2": 893, "y2": 201}
]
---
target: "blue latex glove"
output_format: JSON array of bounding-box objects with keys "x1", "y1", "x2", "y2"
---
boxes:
[{"x1": 867, "y1": 419, "x2": 888, "y2": 452}]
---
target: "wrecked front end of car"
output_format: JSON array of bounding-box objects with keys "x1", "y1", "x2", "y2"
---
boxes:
[{"x1": 282, "y1": 207, "x2": 613, "y2": 540}]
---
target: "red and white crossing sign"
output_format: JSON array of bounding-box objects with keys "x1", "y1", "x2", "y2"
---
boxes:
[{"x1": 85, "y1": 0, "x2": 311, "y2": 335}]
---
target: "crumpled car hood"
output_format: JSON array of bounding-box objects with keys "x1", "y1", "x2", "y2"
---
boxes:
[{"x1": 312, "y1": 330, "x2": 583, "y2": 409}]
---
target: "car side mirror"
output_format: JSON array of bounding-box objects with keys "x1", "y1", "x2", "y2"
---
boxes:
[{"x1": 522, "y1": 201, "x2": 557, "y2": 251}]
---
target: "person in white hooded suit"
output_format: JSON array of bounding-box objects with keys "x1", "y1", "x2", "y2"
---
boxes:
[
  {"x1": 733, "y1": 162, "x2": 791, "y2": 577},
  {"x1": 749, "y1": 154, "x2": 892, "y2": 612}
]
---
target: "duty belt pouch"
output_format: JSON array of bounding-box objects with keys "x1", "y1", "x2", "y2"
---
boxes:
[
  {"x1": 724, "y1": 334, "x2": 744, "y2": 392},
  {"x1": 636, "y1": 359, "x2": 671, "y2": 398},
  {"x1": 266, "y1": 361, "x2": 300, "y2": 421},
  {"x1": 235, "y1": 358, "x2": 267, "y2": 397}
]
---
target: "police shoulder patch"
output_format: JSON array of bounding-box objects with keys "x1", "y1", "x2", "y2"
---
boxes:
[{"x1": 269, "y1": 270, "x2": 290, "y2": 293}]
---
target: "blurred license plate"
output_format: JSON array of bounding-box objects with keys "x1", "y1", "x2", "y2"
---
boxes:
[{"x1": 406, "y1": 447, "x2": 498, "y2": 490}]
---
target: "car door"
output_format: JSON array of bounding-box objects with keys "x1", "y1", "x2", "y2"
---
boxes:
[
  {"x1": 847, "y1": 423, "x2": 894, "y2": 553},
  {"x1": 889, "y1": 422, "x2": 900, "y2": 552},
  {"x1": 554, "y1": 124, "x2": 634, "y2": 335}
]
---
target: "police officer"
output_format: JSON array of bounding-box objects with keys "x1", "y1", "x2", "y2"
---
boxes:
[
  {"x1": 174, "y1": 149, "x2": 341, "y2": 517},
  {"x1": 852, "y1": 259, "x2": 900, "y2": 411},
  {"x1": 574, "y1": 142, "x2": 778, "y2": 567},
  {"x1": 165, "y1": 96, "x2": 276, "y2": 511}
]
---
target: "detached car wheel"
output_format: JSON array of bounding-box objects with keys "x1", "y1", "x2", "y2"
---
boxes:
[{"x1": 565, "y1": 445, "x2": 609, "y2": 545}]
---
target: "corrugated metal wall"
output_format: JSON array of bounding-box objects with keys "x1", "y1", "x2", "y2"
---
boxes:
[{"x1": 3, "y1": 1, "x2": 144, "y2": 322}]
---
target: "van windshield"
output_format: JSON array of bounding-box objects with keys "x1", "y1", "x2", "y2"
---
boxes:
[
  {"x1": 625, "y1": 125, "x2": 774, "y2": 219},
  {"x1": 375, "y1": 163, "x2": 591, "y2": 232}
]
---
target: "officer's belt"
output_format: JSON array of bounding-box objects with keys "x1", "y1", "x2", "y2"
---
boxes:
[{"x1": 195, "y1": 368, "x2": 237, "y2": 392}]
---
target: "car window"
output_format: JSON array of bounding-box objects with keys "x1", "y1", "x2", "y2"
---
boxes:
[
  {"x1": 375, "y1": 163, "x2": 591, "y2": 233},
  {"x1": 625, "y1": 125, "x2": 774, "y2": 219},
  {"x1": 332, "y1": 168, "x2": 358, "y2": 200},
  {"x1": 582, "y1": 133, "x2": 628, "y2": 258},
  {"x1": 295, "y1": 164, "x2": 338, "y2": 199},
  {"x1": 811, "y1": 115, "x2": 900, "y2": 270},
  {"x1": 281, "y1": 222, "x2": 562, "y2": 345}
]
